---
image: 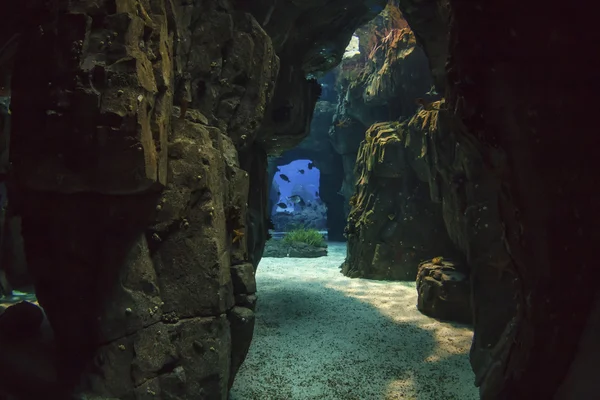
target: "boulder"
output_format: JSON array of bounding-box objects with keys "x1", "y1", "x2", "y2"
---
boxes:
[{"x1": 416, "y1": 259, "x2": 472, "y2": 324}]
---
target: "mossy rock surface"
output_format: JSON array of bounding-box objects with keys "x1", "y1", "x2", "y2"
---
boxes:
[{"x1": 263, "y1": 239, "x2": 327, "y2": 258}]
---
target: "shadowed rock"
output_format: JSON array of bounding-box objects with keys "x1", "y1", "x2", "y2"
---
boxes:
[{"x1": 416, "y1": 259, "x2": 472, "y2": 324}]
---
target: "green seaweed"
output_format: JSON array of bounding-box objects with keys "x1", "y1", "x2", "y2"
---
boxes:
[{"x1": 282, "y1": 228, "x2": 326, "y2": 247}]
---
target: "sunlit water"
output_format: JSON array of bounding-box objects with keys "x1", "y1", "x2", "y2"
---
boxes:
[{"x1": 230, "y1": 242, "x2": 478, "y2": 400}]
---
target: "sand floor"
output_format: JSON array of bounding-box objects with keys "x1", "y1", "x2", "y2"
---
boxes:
[{"x1": 230, "y1": 242, "x2": 478, "y2": 400}]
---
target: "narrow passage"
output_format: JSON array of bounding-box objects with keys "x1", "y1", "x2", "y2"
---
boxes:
[{"x1": 231, "y1": 243, "x2": 478, "y2": 400}]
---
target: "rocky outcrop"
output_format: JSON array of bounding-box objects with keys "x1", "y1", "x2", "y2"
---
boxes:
[
  {"x1": 344, "y1": 98, "x2": 519, "y2": 388},
  {"x1": 330, "y1": 3, "x2": 437, "y2": 221},
  {"x1": 393, "y1": 0, "x2": 449, "y2": 92},
  {"x1": 245, "y1": 0, "x2": 388, "y2": 153},
  {"x1": 345, "y1": 0, "x2": 599, "y2": 398},
  {"x1": 342, "y1": 113, "x2": 463, "y2": 280},
  {"x1": 263, "y1": 239, "x2": 328, "y2": 258},
  {"x1": 443, "y1": 0, "x2": 597, "y2": 398},
  {"x1": 1, "y1": 0, "x2": 388, "y2": 398},
  {"x1": 271, "y1": 208, "x2": 327, "y2": 232},
  {"x1": 416, "y1": 259, "x2": 471, "y2": 324},
  {"x1": 7, "y1": 1, "x2": 267, "y2": 397},
  {"x1": 342, "y1": 21, "x2": 434, "y2": 127},
  {"x1": 1, "y1": 0, "x2": 595, "y2": 399}
]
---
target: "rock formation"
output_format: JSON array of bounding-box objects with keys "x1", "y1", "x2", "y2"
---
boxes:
[
  {"x1": 344, "y1": 0, "x2": 599, "y2": 398},
  {"x1": 0, "y1": 0, "x2": 596, "y2": 399},
  {"x1": 442, "y1": 1, "x2": 596, "y2": 397},
  {"x1": 342, "y1": 109, "x2": 464, "y2": 280},
  {"x1": 267, "y1": 98, "x2": 346, "y2": 239},
  {"x1": 0, "y1": 0, "x2": 387, "y2": 398},
  {"x1": 416, "y1": 258, "x2": 471, "y2": 324},
  {"x1": 330, "y1": 2, "x2": 437, "y2": 221}
]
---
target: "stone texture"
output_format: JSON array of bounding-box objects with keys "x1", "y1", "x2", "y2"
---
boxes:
[
  {"x1": 227, "y1": 306, "x2": 255, "y2": 388},
  {"x1": 393, "y1": 0, "x2": 449, "y2": 92},
  {"x1": 329, "y1": 3, "x2": 437, "y2": 225},
  {"x1": 416, "y1": 259, "x2": 472, "y2": 324},
  {"x1": 443, "y1": 1, "x2": 597, "y2": 398},
  {"x1": 3, "y1": 0, "x2": 270, "y2": 397},
  {"x1": 239, "y1": 0, "x2": 387, "y2": 152},
  {"x1": 230, "y1": 263, "x2": 257, "y2": 295},
  {"x1": 0, "y1": 0, "x2": 595, "y2": 399},
  {"x1": 343, "y1": 0, "x2": 599, "y2": 398},
  {"x1": 11, "y1": 5, "x2": 171, "y2": 195},
  {"x1": 88, "y1": 315, "x2": 232, "y2": 399},
  {"x1": 342, "y1": 117, "x2": 464, "y2": 280}
]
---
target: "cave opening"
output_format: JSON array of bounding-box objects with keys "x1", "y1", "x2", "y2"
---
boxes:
[
  {"x1": 269, "y1": 159, "x2": 326, "y2": 234},
  {"x1": 0, "y1": 0, "x2": 594, "y2": 398},
  {"x1": 233, "y1": 3, "x2": 480, "y2": 398}
]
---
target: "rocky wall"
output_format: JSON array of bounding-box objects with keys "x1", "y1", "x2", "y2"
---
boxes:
[
  {"x1": 330, "y1": 3, "x2": 437, "y2": 226},
  {"x1": 2, "y1": 0, "x2": 389, "y2": 398},
  {"x1": 344, "y1": 0, "x2": 599, "y2": 398},
  {"x1": 7, "y1": 0, "x2": 269, "y2": 397},
  {"x1": 444, "y1": 0, "x2": 597, "y2": 398},
  {"x1": 342, "y1": 111, "x2": 465, "y2": 281}
]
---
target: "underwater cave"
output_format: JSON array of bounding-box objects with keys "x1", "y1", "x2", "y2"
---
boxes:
[
  {"x1": 269, "y1": 159, "x2": 327, "y2": 231},
  {"x1": 0, "y1": 0, "x2": 597, "y2": 399}
]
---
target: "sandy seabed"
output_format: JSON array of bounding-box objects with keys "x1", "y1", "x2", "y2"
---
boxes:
[{"x1": 230, "y1": 242, "x2": 478, "y2": 400}]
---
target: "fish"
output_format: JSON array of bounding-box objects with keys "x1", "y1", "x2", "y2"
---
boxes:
[
  {"x1": 298, "y1": 169, "x2": 305, "y2": 174},
  {"x1": 308, "y1": 162, "x2": 314, "y2": 170},
  {"x1": 288, "y1": 195, "x2": 304, "y2": 204},
  {"x1": 279, "y1": 174, "x2": 290, "y2": 182},
  {"x1": 315, "y1": 191, "x2": 319, "y2": 197},
  {"x1": 277, "y1": 191, "x2": 281, "y2": 196},
  {"x1": 425, "y1": 85, "x2": 438, "y2": 96},
  {"x1": 277, "y1": 202, "x2": 288, "y2": 209}
]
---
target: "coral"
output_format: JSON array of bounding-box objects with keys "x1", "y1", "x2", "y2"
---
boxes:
[
  {"x1": 431, "y1": 256, "x2": 444, "y2": 265},
  {"x1": 282, "y1": 228, "x2": 326, "y2": 247}
]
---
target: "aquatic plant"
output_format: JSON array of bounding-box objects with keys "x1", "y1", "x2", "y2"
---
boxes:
[{"x1": 282, "y1": 228, "x2": 326, "y2": 247}]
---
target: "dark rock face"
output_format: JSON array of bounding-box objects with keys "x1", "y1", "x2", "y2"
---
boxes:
[
  {"x1": 344, "y1": 0, "x2": 598, "y2": 399},
  {"x1": 0, "y1": 0, "x2": 387, "y2": 398},
  {"x1": 342, "y1": 116, "x2": 464, "y2": 280},
  {"x1": 245, "y1": 0, "x2": 388, "y2": 154},
  {"x1": 0, "y1": 301, "x2": 43, "y2": 340},
  {"x1": 227, "y1": 262, "x2": 257, "y2": 388},
  {"x1": 6, "y1": 0, "x2": 266, "y2": 397},
  {"x1": 0, "y1": 0, "x2": 594, "y2": 399},
  {"x1": 330, "y1": 4, "x2": 437, "y2": 227},
  {"x1": 343, "y1": 22, "x2": 434, "y2": 127},
  {"x1": 416, "y1": 259, "x2": 471, "y2": 324},
  {"x1": 443, "y1": 0, "x2": 597, "y2": 398},
  {"x1": 393, "y1": 0, "x2": 449, "y2": 92}
]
